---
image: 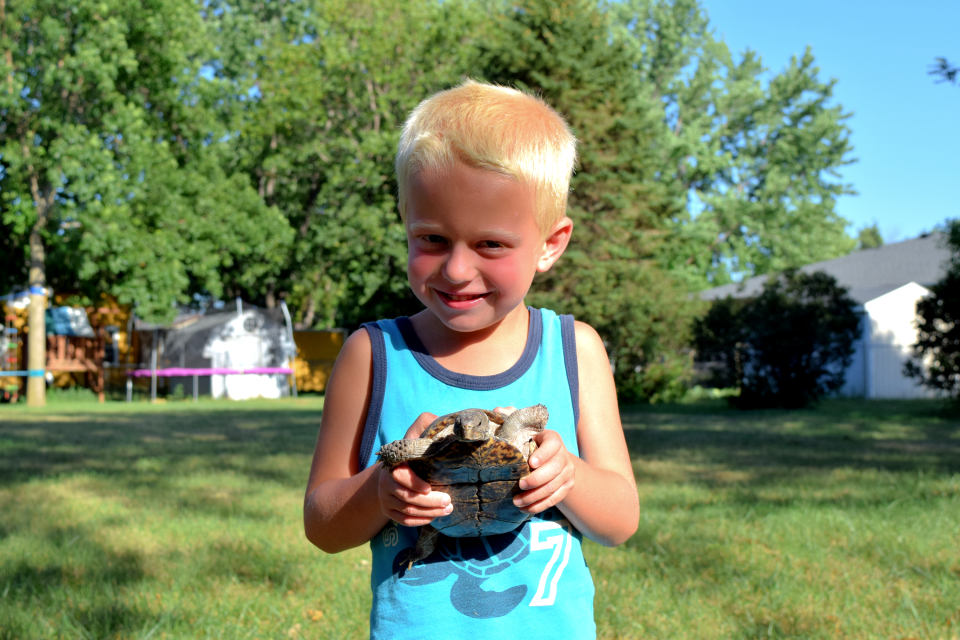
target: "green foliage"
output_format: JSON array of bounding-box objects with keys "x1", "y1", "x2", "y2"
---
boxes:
[
  {"x1": 905, "y1": 220, "x2": 960, "y2": 401},
  {"x1": 471, "y1": 0, "x2": 857, "y2": 400},
  {"x1": 0, "y1": 0, "x2": 291, "y2": 323},
  {"x1": 477, "y1": 0, "x2": 702, "y2": 401},
  {"x1": 856, "y1": 223, "x2": 884, "y2": 250},
  {"x1": 603, "y1": 0, "x2": 856, "y2": 287},
  {"x1": 694, "y1": 271, "x2": 860, "y2": 408},
  {"x1": 0, "y1": 0, "x2": 862, "y2": 401},
  {"x1": 226, "y1": 0, "x2": 480, "y2": 327},
  {"x1": 45, "y1": 385, "x2": 99, "y2": 403}
]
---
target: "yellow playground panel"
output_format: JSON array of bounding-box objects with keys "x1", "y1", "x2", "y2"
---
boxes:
[{"x1": 292, "y1": 330, "x2": 345, "y2": 393}]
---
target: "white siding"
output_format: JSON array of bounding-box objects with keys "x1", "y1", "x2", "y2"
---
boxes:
[
  {"x1": 842, "y1": 283, "x2": 937, "y2": 399},
  {"x1": 839, "y1": 336, "x2": 867, "y2": 397}
]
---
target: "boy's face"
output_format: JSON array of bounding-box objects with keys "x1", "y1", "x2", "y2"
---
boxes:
[{"x1": 405, "y1": 162, "x2": 569, "y2": 334}]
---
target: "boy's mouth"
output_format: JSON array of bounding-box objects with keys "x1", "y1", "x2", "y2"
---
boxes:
[{"x1": 436, "y1": 290, "x2": 490, "y2": 304}]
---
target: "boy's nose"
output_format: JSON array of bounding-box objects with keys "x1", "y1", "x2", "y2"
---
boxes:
[{"x1": 441, "y1": 244, "x2": 476, "y2": 283}]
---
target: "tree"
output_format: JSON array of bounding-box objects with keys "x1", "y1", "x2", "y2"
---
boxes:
[
  {"x1": 477, "y1": 0, "x2": 703, "y2": 401},
  {"x1": 0, "y1": 0, "x2": 290, "y2": 405},
  {"x1": 856, "y1": 223, "x2": 883, "y2": 250},
  {"x1": 473, "y1": 0, "x2": 856, "y2": 399},
  {"x1": 225, "y1": 0, "x2": 480, "y2": 327},
  {"x1": 905, "y1": 219, "x2": 960, "y2": 401},
  {"x1": 605, "y1": 0, "x2": 856, "y2": 288},
  {"x1": 694, "y1": 271, "x2": 860, "y2": 409}
]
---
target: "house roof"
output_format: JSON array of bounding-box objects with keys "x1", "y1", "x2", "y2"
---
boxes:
[{"x1": 699, "y1": 233, "x2": 950, "y2": 305}]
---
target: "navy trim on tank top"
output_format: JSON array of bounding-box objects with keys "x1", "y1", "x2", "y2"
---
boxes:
[
  {"x1": 358, "y1": 322, "x2": 387, "y2": 469},
  {"x1": 394, "y1": 307, "x2": 542, "y2": 391},
  {"x1": 559, "y1": 314, "x2": 580, "y2": 428},
  {"x1": 357, "y1": 308, "x2": 574, "y2": 470}
]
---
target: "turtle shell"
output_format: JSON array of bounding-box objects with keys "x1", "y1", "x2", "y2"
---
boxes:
[{"x1": 408, "y1": 425, "x2": 531, "y2": 538}]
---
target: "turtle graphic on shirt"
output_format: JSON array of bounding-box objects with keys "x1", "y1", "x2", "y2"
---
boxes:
[{"x1": 396, "y1": 509, "x2": 569, "y2": 619}]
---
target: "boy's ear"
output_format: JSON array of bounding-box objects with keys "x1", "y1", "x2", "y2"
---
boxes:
[{"x1": 537, "y1": 216, "x2": 573, "y2": 273}]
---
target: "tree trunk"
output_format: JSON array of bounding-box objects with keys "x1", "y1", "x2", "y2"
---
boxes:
[
  {"x1": 265, "y1": 283, "x2": 276, "y2": 309},
  {"x1": 297, "y1": 293, "x2": 316, "y2": 330},
  {"x1": 25, "y1": 167, "x2": 54, "y2": 407},
  {"x1": 26, "y1": 225, "x2": 46, "y2": 407}
]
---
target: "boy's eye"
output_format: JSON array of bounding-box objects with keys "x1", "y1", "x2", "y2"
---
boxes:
[
  {"x1": 478, "y1": 240, "x2": 504, "y2": 249},
  {"x1": 422, "y1": 235, "x2": 447, "y2": 244}
]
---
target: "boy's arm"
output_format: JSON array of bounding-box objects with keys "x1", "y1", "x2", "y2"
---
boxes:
[
  {"x1": 514, "y1": 321, "x2": 639, "y2": 547},
  {"x1": 303, "y1": 329, "x2": 451, "y2": 553}
]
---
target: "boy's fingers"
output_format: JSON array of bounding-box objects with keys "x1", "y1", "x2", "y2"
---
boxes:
[
  {"x1": 527, "y1": 431, "x2": 562, "y2": 470},
  {"x1": 493, "y1": 406, "x2": 517, "y2": 415},
  {"x1": 384, "y1": 497, "x2": 453, "y2": 519},
  {"x1": 514, "y1": 484, "x2": 572, "y2": 515},
  {"x1": 392, "y1": 487, "x2": 451, "y2": 509},
  {"x1": 404, "y1": 412, "x2": 437, "y2": 440},
  {"x1": 386, "y1": 510, "x2": 446, "y2": 527},
  {"x1": 389, "y1": 515, "x2": 437, "y2": 527},
  {"x1": 515, "y1": 459, "x2": 571, "y2": 501},
  {"x1": 513, "y1": 464, "x2": 574, "y2": 510},
  {"x1": 519, "y1": 455, "x2": 567, "y2": 492},
  {"x1": 390, "y1": 464, "x2": 433, "y2": 494},
  {"x1": 383, "y1": 488, "x2": 454, "y2": 525}
]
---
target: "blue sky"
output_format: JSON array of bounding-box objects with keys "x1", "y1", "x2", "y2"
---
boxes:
[{"x1": 700, "y1": 0, "x2": 960, "y2": 243}]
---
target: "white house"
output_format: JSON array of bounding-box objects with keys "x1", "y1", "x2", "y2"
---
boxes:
[{"x1": 699, "y1": 234, "x2": 950, "y2": 399}]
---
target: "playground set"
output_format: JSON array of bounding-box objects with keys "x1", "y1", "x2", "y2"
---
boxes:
[
  {"x1": 0, "y1": 292, "x2": 343, "y2": 403},
  {"x1": 1, "y1": 291, "x2": 116, "y2": 402}
]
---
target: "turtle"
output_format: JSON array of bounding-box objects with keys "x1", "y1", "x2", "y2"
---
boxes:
[{"x1": 377, "y1": 404, "x2": 549, "y2": 568}]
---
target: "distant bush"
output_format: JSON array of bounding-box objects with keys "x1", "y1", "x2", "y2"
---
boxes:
[
  {"x1": 46, "y1": 386, "x2": 99, "y2": 403},
  {"x1": 905, "y1": 220, "x2": 960, "y2": 402},
  {"x1": 694, "y1": 271, "x2": 860, "y2": 409}
]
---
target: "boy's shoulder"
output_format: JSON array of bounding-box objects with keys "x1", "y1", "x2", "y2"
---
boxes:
[
  {"x1": 570, "y1": 319, "x2": 612, "y2": 389},
  {"x1": 572, "y1": 319, "x2": 605, "y2": 356},
  {"x1": 331, "y1": 326, "x2": 374, "y2": 384}
]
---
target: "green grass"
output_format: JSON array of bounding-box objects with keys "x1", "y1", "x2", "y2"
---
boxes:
[{"x1": 0, "y1": 398, "x2": 958, "y2": 639}]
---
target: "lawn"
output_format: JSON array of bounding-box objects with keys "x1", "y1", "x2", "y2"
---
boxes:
[{"x1": 0, "y1": 398, "x2": 958, "y2": 639}]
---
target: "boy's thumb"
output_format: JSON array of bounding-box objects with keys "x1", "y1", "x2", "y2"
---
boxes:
[{"x1": 404, "y1": 412, "x2": 438, "y2": 439}]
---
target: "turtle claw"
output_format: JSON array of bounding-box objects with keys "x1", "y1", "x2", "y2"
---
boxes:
[
  {"x1": 397, "y1": 547, "x2": 425, "y2": 570},
  {"x1": 397, "y1": 525, "x2": 439, "y2": 569}
]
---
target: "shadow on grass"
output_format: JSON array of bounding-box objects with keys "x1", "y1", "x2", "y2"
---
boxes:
[
  {"x1": 0, "y1": 403, "x2": 324, "y2": 487},
  {"x1": 620, "y1": 399, "x2": 960, "y2": 484},
  {"x1": 0, "y1": 521, "x2": 153, "y2": 640},
  {"x1": 1, "y1": 399, "x2": 956, "y2": 492}
]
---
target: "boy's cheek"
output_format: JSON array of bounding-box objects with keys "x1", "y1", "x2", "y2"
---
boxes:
[{"x1": 407, "y1": 257, "x2": 433, "y2": 287}]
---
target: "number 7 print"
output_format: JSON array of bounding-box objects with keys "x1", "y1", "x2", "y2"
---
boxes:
[{"x1": 528, "y1": 520, "x2": 573, "y2": 607}]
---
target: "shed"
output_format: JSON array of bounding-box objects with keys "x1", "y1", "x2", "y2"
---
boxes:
[
  {"x1": 134, "y1": 305, "x2": 297, "y2": 401},
  {"x1": 699, "y1": 234, "x2": 950, "y2": 399}
]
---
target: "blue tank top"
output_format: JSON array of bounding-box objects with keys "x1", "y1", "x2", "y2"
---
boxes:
[{"x1": 359, "y1": 308, "x2": 596, "y2": 639}]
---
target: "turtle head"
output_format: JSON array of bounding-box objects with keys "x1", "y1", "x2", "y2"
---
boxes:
[{"x1": 454, "y1": 409, "x2": 493, "y2": 441}]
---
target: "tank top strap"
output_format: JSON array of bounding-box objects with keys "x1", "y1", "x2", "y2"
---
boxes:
[{"x1": 359, "y1": 307, "x2": 580, "y2": 469}]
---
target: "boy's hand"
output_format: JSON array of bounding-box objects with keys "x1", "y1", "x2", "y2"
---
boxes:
[
  {"x1": 377, "y1": 412, "x2": 453, "y2": 527},
  {"x1": 493, "y1": 406, "x2": 576, "y2": 514}
]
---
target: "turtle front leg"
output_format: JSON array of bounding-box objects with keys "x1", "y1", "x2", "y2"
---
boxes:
[
  {"x1": 499, "y1": 404, "x2": 549, "y2": 450},
  {"x1": 397, "y1": 525, "x2": 440, "y2": 569},
  {"x1": 377, "y1": 438, "x2": 437, "y2": 468}
]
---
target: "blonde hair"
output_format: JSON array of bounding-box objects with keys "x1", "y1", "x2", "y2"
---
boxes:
[{"x1": 395, "y1": 79, "x2": 577, "y2": 235}]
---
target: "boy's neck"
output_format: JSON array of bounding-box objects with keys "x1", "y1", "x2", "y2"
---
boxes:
[{"x1": 409, "y1": 304, "x2": 531, "y2": 376}]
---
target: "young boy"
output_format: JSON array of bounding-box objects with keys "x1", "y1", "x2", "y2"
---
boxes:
[{"x1": 304, "y1": 80, "x2": 639, "y2": 638}]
